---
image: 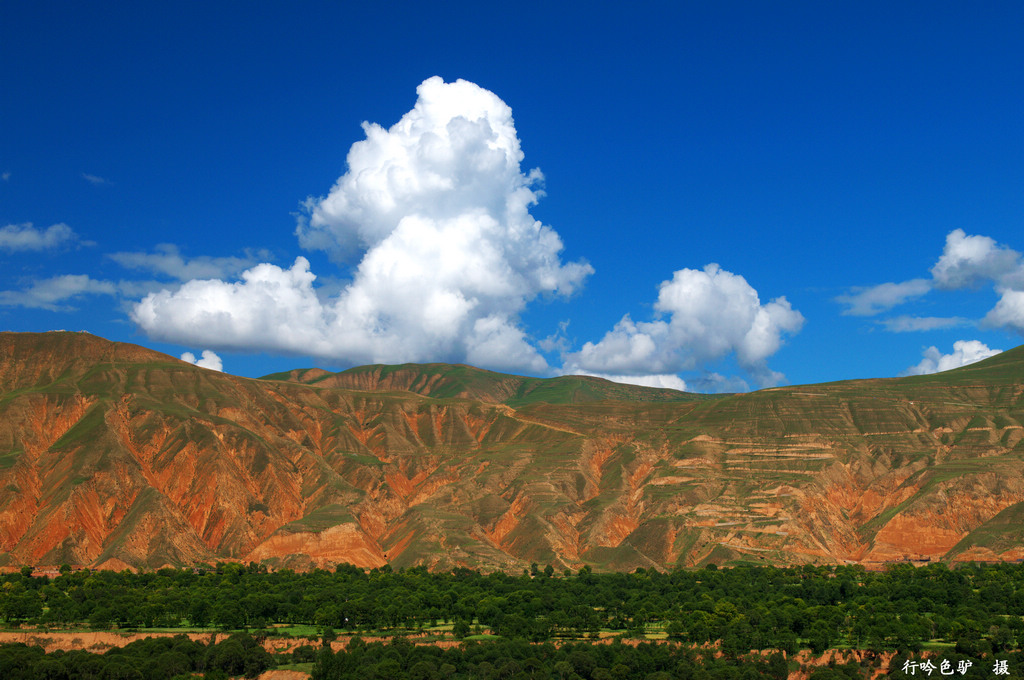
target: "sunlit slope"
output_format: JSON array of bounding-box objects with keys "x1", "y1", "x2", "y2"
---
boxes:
[
  {"x1": 607, "y1": 346, "x2": 1024, "y2": 566},
  {"x1": 1, "y1": 331, "x2": 1023, "y2": 570}
]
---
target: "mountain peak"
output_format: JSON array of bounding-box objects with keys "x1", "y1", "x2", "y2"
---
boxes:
[{"x1": 0, "y1": 331, "x2": 182, "y2": 392}]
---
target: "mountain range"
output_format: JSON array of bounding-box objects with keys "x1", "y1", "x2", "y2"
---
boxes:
[{"x1": 2, "y1": 330, "x2": 1023, "y2": 571}]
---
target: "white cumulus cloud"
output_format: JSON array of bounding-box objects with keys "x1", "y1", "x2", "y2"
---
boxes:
[
  {"x1": 133, "y1": 258, "x2": 328, "y2": 355},
  {"x1": 983, "y1": 289, "x2": 1024, "y2": 334},
  {"x1": 132, "y1": 77, "x2": 592, "y2": 374},
  {"x1": 180, "y1": 350, "x2": 223, "y2": 372},
  {"x1": 901, "y1": 340, "x2": 1002, "y2": 376},
  {"x1": 928, "y1": 229, "x2": 1024, "y2": 334},
  {"x1": 838, "y1": 229, "x2": 1024, "y2": 335},
  {"x1": 930, "y1": 229, "x2": 1021, "y2": 291},
  {"x1": 564, "y1": 264, "x2": 803, "y2": 388},
  {"x1": 0, "y1": 223, "x2": 81, "y2": 251}
]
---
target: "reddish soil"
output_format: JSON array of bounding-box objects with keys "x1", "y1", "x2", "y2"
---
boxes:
[{"x1": 258, "y1": 672, "x2": 310, "y2": 680}]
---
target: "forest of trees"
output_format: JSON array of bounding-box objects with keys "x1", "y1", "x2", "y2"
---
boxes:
[
  {"x1": 4, "y1": 562, "x2": 1024, "y2": 652},
  {"x1": 310, "y1": 639, "x2": 1024, "y2": 680},
  {"x1": 1, "y1": 632, "x2": 1021, "y2": 680},
  {"x1": 1, "y1": 561, "x2": 1023, "y2": 678},
  {"x1": 0, "y1": 632, "x2": 276, "y2": 680}
]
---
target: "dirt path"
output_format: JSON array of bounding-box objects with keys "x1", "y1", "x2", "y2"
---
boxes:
[
  {"x1": 258, "y1": 672, "x2": 310, "y2": 680},
  {"x1": 0, "y1": 630, "x2": 230, "y2": 653},
  {"x1": 0, "y1": 629, "x2": 456, "y2": 655},
  {"x1": 790, "y1": 649, "x2": 897, "y2": 680}
]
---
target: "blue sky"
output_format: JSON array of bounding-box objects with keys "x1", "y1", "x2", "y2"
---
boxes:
[{"x1": 2, "y1": 1, "x2": 1022, "y2": 391}]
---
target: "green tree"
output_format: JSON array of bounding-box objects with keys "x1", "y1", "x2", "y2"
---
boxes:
[
  {"x1": 768, "y1": 652, "x2": 788, "y2": 680},
  {"x1": 807, "y1": 621, "x2": 832, "y2": 654}
]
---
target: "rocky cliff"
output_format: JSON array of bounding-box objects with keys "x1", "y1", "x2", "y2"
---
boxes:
[{"x1": 2, "y1": 331, "x2": 1023, "y2": 571}]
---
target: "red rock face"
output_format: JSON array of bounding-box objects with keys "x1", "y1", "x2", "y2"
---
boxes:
[
  {"x1": 247, "y1": 524, "x2": 387, "y2": 568},
  {"x1": 2, "y1": 330, "x2": 1024, "y2": 571}
]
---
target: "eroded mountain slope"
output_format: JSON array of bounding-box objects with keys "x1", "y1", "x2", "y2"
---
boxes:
[{"x1": 1, "y1": 331, "x2": 1023, "y2": 570}]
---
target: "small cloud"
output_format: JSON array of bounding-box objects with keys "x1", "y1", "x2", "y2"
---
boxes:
[
  {"x1": 538, "y1": 320, "x2": 571, "y2": 354},
  {"x1": 835, "y1": 278, "x2": 931, "y2": 316},
  {"x1": 567, "y1": 370, "x2": 688, "y2": 391},
  {"x1": 180, "y1": 350, "x2": 223, "y2": 372},
  {"x1": 0, "y1": 275, "x2": 117, "y2": 311},
  {"x1": 82, "y1": 173, "x2": 111, "y2": 186},
  {"x1": 840, "y1": 229, "x2": 1024, "y2": 338},
  {"x1": 901, "y1": 340, "x2": 1001, "y2": 376},
  {"x1": 691, "y1": 372, "x2": 750, "y2": 394},
  {"x1": 109, "y1": 244, "x2": 264, "y2": 281},
  {"x1": 878, "y1": 315, "x2": 971, "y2": 333},
  {"x1": 983, "y1": 289, "x2": 1024, "y2": 335},
  {"x1": 0, "y1": 222, "x2": 82, "y2": 252},
  {"x1": 114, "y1": 279, "x2": 176, "y2": 299},
  {"x1": 1, "y1": 172, "x2": 9, "y2": 181}
]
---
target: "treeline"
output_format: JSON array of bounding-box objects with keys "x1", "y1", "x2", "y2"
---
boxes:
[
  {"x1": 0, "y1": 632, "x2": 281, "y2": 680},
  {"x1": 313, "y1": 637, "x2": 792, "y2": 680},
  {"x1": 2, "y1": 561, "x2": 1024, "y2": 652},
  {"x1": 4, "y1": 634, "x2": 1021, "y2": 680},
  {"x1": 313, "y1": 640, "x2": 1024, "y2": 680}
]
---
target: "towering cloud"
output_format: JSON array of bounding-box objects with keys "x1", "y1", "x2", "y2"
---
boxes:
[
  {"x1": 133, "y1": 77, "x2": 592, "y2": 373},
  {"x1": 130, "y1": 77, "x2": 808, "y2": 388}
]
